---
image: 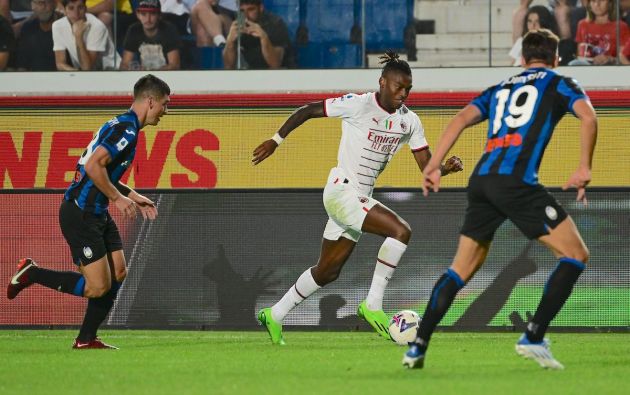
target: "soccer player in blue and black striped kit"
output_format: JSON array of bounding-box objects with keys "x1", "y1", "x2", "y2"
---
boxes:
[
  {"x1": 402, "y1": 29, "x2": 598, "y2": 370},
  {"x1": 7, "y1": 74, "x2": 170, "y2": 349}
]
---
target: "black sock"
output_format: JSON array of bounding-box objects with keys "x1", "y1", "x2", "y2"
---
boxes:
[
  {"x1": 29, "y1": 267, "x2": 85, "y2": 296},
  {"x1": 416, "y1": 269, "x2": 466, "y2": 351},
  {"x1": 77, "y1": 282, "x2": 121, "y2": 342},
  {"x1": 526, "y1": 258, "x2": 585, "y2": 343}
]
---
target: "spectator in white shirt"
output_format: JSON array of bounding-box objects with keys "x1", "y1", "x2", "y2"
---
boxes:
[{"x1": 52, "y1": 0, "x2": 120, "y2": 70}]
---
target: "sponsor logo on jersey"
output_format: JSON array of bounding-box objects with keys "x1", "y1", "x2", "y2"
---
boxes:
[{"x1": 484, "y1": 133, "x2": 523, "y2": 153}]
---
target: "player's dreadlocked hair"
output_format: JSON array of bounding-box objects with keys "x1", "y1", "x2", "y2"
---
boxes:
[{"x1": 379, "y1": 50, "x2": 411, "y2": 77}]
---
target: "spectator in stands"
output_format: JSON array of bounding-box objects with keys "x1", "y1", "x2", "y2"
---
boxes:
[
  {"x1": 621, "y1": 36, "x2": 630, "y2": 64},
  {"x1": 191, "y1": 0, "x2": 236, "y2": 47},
  {"x1": 120, "y1": 0, "x2": 181, "y2": 70},
  {"x1": 0, "y1": 0, "x2": 33, "y2": 36},
  {"x1": 15, "y1": 0, "x2": 62, "y2": 70},
  {"x1": 570, "y1": 0, "x2": 630, "y2": 65},
  {"x1": 511, "y1": 3, "x2": 558, "y2": 66},
  {"x1": 52, "y1": 0, "x2": 120, "y2": 70},
  {"x1": 160, "y1": 0, "x2": 195, "y2": 35},
  {"x1": 222, "y1": 0, "x2": 290, "y2": 69},
  {"x1": 622, "y1": 0, "x2": 630, "y2": 27},
  {"x1": 0, "y1": 14, "x2": 15, "y2": 69},
  {"x1": 85, "y1": 0, "x2": 136, "y2": 45}
]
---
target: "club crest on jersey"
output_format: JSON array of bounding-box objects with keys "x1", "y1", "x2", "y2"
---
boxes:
[
  {"x1": 83, "y1": 247, "x2": 93, "y2": 259},
  {"x1": 401, "y1": 121, "x2": 407, "y2": 132}
]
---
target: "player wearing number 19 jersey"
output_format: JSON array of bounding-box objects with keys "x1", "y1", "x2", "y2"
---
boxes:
[{"x1": 403, "y1": 29, "x2": 598, "y2": 370}]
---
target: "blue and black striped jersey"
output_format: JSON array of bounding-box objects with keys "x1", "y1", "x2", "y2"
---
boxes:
[
  {"x1": 470, "y1": 67, "x2": 587, "y2": 185},
  {"x1": 65, "y1": 110, "x2": 140, "y2": 214}
]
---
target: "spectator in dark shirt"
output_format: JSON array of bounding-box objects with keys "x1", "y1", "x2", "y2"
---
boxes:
[
  {"x1": 15, "y1": 0, "x2": 61, "y2": 70},
  {"x1": 120, "y1": 0, "x2": 181, "y2": 70},
  {"x1": 0, "y1": 14, "x2": 14, "y2": 69},
  {"x1": 222, "y1": 0, "x2": 291, "y2": 69}
]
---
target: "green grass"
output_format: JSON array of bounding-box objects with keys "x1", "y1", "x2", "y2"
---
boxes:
[{"x1": 1, "y1": 331, "x2": 629, "y2": 395}]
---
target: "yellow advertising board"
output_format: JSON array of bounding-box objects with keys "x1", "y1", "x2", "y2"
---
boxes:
[{"x1": 1, "y1": 107, "x2": 628, "y2": 189}]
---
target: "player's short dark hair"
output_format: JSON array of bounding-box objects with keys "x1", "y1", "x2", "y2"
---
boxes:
[
  {"x1": 133, "y1": 74, "x2": 171, "y2": 100},
  {"x1": 522, "y1": 28, "x2": 559, "y2": 66},
  {"x1": 61, "y1": 0, "x2": 86, "y2": 6},
  {"x1": 378, "y1": 50, "x2": 411, "y2": 78},
  {"x1": 240, "y1": 0, "x2": 262, "y2": 5}
]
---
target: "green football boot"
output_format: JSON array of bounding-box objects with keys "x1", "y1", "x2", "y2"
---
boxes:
[
  {"x1": 257, "y1": 307, "x2": 286, "y2": 345},
  {"x1": 357, "y1": 300, "x2": 391, "y2": 340}
]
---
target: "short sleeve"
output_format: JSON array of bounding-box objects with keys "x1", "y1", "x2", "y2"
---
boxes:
[
  {"x1": 556, "y1": 77, "x2": 588, "y2": 116},
  {"x1": 99, "y1": 123, "x2": 137, "y2": 160},
  {"x1": 123, "y1": 24, "x2": 142, "y2": 52},
  {"x1": 407, "y1": 114, "x2": 429, "y2": 152},
  {"x1": 323, "y1": 93, "x2": 363, "y2": 119},
  {"x1": 267, "y1": 17, "x2": 290, "y2": 49},
  {"x1": 161, "y1": 22, "x2": 182, "y2": 53},
  {"x1": 52, "y1": 21, "x2": 67, "y2": 51},
  {"x1": 470, "y1": 86, "x2": 495, "y2": 121},
  {"x1": 86, "y1": 19, "x2": 108, "y2": 52}
]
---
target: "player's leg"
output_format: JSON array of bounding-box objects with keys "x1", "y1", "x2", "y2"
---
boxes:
[
  {"x1": 74, "y1": 249, "x2": 127, "y2": 349},
  {"x1": 515, "y1": 216, "x2": 587, "y2": 369},
  {"x1": 259, "y1": 235, "x2": 356, "y2": 345},
  {"x1": 403, "y1": 235, "x2": 490, "y2": 368},
  {"x1": 507, "y1": 186, "x2": 583, "y2": 369},
  {"x1": 358, "y1": 204, "x2": 411, "y2": 339},
  {"x1": 7, "y1": 200, "x2": 100, "y2": 300},
  {"x1": 404, "y1": 179, "x2": 501, "y2": 368}
]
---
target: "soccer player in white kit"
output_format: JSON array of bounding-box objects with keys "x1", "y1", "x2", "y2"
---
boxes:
[{"x1": 252, "y1": 51, "x2": 463, "y2": 345}]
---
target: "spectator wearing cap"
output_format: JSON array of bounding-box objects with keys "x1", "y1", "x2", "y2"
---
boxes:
[
  {"x1": 222, "y1": 0, "x2": 291, "y2": 69},
  {"x1": 15, "y1": 0, "x2": 63, "y2": 70},
  {"x1": 52, "y1": 0, "x2": 120, "y2": 70},
  {"x1": 120, "y1": 0, "x2": 181, "y2": 70}
]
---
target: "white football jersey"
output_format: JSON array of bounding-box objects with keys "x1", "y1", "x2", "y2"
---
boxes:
[{"x1": 324, "y1": 92, "x2": 429, "y2": 196}]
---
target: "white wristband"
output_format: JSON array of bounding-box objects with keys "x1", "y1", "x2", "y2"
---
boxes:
[{"x1": 271, "y1": 133, "x2": 284, "y2": 146}]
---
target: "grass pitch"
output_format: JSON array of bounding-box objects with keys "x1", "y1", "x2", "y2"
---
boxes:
[{"x1": 1, "y1": 331, "x2": 629, "y2": 395}]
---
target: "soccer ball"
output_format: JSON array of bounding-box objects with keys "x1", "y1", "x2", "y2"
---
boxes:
[{"x1": 388, "y1": 310, "x2": 420, "y2": 346}]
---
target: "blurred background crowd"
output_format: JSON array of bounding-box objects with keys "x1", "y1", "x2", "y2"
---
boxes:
[{"x1": 1, "y1": 0, "x2": 629, "y2": 71}]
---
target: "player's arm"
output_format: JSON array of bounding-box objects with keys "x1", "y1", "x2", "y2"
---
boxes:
[
  {"x1": 55, "y1": 50, "x2": 77, "y2": 71},
  {"x1": 252, "y1": 101, "x2": 325, "y2": 165},
  {"x1": 422, "y1": 104, "x2": 482, "y2": 196},
  {"x1": 562, "y1": 98, "x2": 598, "y2": 203},
  {"x1": 84, "y1": 146, "x2": 137, "y2": 218},
  {"x1": 116, "y1": 181, "x2": 158, "y2": 220},
  {"x1": 412, "y1": 149, "x2": 463, "y2": 176}
]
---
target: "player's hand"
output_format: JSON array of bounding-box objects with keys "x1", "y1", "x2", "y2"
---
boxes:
[
  {"x1": 252, "y1": 139, "x2": 278, "y2": 165},
  {"x1": 562, "y1": 166, "x2": 591, "y2": 204},
  {"x1": 130, "y1": 192, "x2": 158, "y2": 220},
  {"x1": 114, "y1": 195, "x2": 137, "y2": 219},
  {"x1": 244, "y1": 21, "x2": 266, "y2": 39},
  {"x1": 422, "y1": 165, "x2": 442, "y2": 197},
  {"x1": 443, "y1": 156, "x2": 464, "y2": 174},
  {"x1": 226, "y1": 20, "x2": 239, "y2": 43},
  {"x1": 72, "y1": 20, "x2": 90, "y2": 38}
]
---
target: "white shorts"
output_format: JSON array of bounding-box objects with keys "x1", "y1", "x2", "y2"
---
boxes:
[{"x1": 322, "y1": 168, "x2": 380, "y2": 242}]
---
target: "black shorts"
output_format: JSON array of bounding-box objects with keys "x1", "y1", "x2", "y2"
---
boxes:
[
  {"x1": 59, "y1": 199, "x2": 123, "y2": 266},
  {"x1": 460, "y1": 176, "x2": 567, "y2": 242}
]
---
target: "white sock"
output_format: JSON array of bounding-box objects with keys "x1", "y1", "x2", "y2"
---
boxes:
[
  {"x1": 271, "y1": 268, "x2": 321, "y2": 322},
  {"x1": 213, "y1": 34, "x2": 226, "y2": 47},
  {"x1": 366, "y1": 237, "x2": 407, "y2": 311}
]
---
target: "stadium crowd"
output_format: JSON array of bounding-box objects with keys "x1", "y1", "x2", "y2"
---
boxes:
[{"x1": 1, "y1": 0, "x2": 630, "y2": 71}]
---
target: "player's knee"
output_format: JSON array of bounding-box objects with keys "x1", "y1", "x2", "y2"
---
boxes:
[
  {"x1": 85, "y1": 283, "x2": 111, "y2": 298},
  {"x1": 392, "y1": 221, "x2": 412, "y2": 244},
  {"x1": 115, "y1": 267, "x2": 127, "y2": 282},
  {"x1": 568, "y1": 245, "x2": 590, "y2": 264}
]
